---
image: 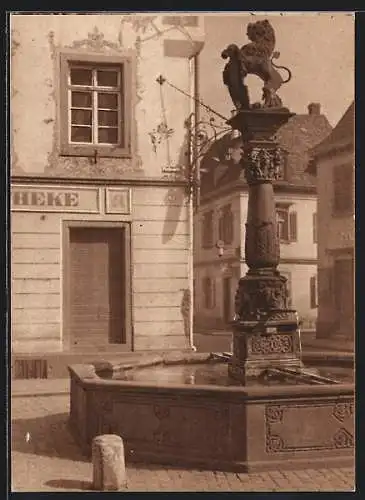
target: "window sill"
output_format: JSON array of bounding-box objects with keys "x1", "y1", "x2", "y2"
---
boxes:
[
  {"x1": 60, "y1": 144, "x2": 132, "y2": 159},
  {"x1": 279, "y1": 239, "x2": 296, "y2": 245}
]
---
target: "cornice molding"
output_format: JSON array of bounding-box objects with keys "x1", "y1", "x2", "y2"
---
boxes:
[
  {"x1": 10, "y1": 175, "x2": 189, "y2": 188},
  {"x1": 194, "y1": 256, "x2": 318, "y2": 268},
  {"x1": 200, "y1": 180, "x2": 317, "y2": 206}
]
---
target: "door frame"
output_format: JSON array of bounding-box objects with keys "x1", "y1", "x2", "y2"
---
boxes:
[{"x1": 62, "y1": 220, "x2": 132, "y2": 352}]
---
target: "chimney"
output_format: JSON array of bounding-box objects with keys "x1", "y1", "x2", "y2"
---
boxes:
[{"x1": 308, "y1": 102, "x2": 321, "y2": 115}]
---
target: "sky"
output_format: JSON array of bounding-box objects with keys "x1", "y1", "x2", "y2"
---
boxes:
[{"x1": 199, "y1": 12, "x2": 354, "y2": 127}]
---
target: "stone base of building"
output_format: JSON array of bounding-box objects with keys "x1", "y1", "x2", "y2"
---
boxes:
[
  {"x1": 229, "y1": 315, "x2": 302, "y2": 384},
  {"x1": 11, "y1": 349, "x2": 194, "y2": 380}
]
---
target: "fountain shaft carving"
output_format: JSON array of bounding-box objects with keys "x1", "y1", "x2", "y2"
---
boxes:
[{"x1": 223, "y1": 20, "x2": 302, "y2": 383}]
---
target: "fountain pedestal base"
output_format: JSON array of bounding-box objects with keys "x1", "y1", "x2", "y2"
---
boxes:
[
  {"x1": 229, "y1": 313, "x2": 303, "y2": 384},
  {"x1": 230, "y1": 269, "x2": 302, "y2": 383}
]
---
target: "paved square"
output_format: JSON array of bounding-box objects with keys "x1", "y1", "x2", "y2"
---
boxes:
[{"x1": 10, "y1": 392, "x2": 355, "y2": 492}]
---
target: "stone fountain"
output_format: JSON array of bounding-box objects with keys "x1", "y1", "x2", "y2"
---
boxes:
[
  {"x1": 221, "y1": 19, "x2": 302, "y2": 382},
  {"x1": 68, "y1": 20, "x2": 354, "y2": 473}
]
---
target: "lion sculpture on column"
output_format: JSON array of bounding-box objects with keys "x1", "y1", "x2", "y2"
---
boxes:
[{"x1": 222, "y1": 20, "x2": 292, "y2": 110}]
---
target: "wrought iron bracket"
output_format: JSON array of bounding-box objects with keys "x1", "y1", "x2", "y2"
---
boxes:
[{"x1": 156, "y1": 75, "x2": 238, "y2": 208}]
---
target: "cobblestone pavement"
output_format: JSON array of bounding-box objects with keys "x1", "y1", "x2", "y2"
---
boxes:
[{"x1": 11, "y1": 393, "x2": 355, "y2": 492}]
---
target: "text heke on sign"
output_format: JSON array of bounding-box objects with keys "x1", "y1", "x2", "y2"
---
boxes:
[{"x1": 12, "y1": 190, "x2": 79, "y2": 207}]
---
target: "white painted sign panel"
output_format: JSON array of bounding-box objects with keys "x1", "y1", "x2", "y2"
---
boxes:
[{"x1": 11, "y1": 185, "x2": 101, "y2": 213}]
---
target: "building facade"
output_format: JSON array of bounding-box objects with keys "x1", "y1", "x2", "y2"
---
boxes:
[
  {"x1": 309, "y1": 102, "x2": 355, "y2": 346},
  {"x1": 194, "y1": 103, "x2": 332, "y2": 331},
  {"x1": 11, "y1": 14, "x2": 205, "y2": 358}
]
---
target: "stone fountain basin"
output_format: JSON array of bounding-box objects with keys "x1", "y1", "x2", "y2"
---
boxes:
[{"x1": 68, "y1": 352, "x2": 354, "y2": 472}]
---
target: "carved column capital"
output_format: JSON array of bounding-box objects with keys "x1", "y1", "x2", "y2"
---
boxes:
[{"x1": 243, "y1": 146, "x2": 282, "y2": 184}]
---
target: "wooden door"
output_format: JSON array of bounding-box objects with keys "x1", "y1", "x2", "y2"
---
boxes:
[{"x1": 69, "y1": 227, "x2": 127, "y2": 350}]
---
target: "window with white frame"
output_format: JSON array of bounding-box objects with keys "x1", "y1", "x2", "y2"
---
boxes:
[
  {"x1": 60, "y1": 52, "x2": 132, "y2": 158},
  {"x1": 275, "y1": 204, "x2": 297, "y2": 243},
  {"x1": 68, "y1": 65, "x2": 123, "y2": 145},
  {"x1": 218, "y1": 204, "x2": 234, "y2": 245}
]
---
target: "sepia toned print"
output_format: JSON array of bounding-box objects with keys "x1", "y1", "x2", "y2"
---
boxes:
[{"x1": 10, "y1": 11, "x2": 355, "y2": 492}]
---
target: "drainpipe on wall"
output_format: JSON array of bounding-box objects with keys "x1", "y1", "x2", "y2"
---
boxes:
[
  {"x1": 187, "y1": 52, "x2": 201, "y2": 352},
  {"x1": 193, "y1": 53, "x2": 201, "y2": 211}
]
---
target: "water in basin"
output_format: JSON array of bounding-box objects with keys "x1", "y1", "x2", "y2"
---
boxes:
[{"x1": 107, "y1": 361, "x2": 353, "y2": 386}]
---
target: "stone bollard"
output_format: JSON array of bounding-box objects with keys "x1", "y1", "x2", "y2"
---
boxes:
[{"x1": 92, "y1": 434, "x2": 127, "y2": 491}]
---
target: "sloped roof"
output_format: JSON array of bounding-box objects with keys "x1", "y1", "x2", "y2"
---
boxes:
[
  {"x1": 200, "y1": 111, "x2": 332, "y2": 197},
  {"x1": 311, "y1": 101, "x2": 354, "y2": 157}
]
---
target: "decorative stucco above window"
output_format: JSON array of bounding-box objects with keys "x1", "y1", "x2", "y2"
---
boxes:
[{"x1": 60, "y1": 51, "x2": 133, "y2": 158}]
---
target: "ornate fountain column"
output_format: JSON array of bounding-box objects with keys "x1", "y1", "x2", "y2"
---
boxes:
[{"x1": 227, "y1": 109, "x2": 303, "y2": 383}]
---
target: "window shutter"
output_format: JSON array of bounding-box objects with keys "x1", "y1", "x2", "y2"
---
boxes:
[
  {"x1": 211, "y1": 278, "x2": 216, "y2": 309},
  {"x1": 218, "y1": 215, "x2": 223, "y2": 242},
  {"x1": 201, "y1": 222, "x2": 206, "y2": 249},
  {"x1": 310, "y1": 275, "x2": 318, "y2": 308},
  {"x1": 203, "y1": 277, "x2": 209, "y2": 309},
  {"x1": 289, "y1": 211, "x2": 297, "y2": 242},
  {"x1": 227, "y1": 210, "x2": 234, "y2": 244},
  {"x1": 313, "y1": 212, "x2": 317, "y2": 243}
]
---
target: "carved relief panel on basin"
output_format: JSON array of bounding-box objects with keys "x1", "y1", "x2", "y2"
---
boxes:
[
  {"x1": 265, "y1": 401, "x2": 354, "y2": 454},
  {"x1": 92, "y1": 395, "x2": 231, "y2": 456}
]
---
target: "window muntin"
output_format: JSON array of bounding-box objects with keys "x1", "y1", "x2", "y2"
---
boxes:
[
  {"x1": 60, "y1": 51, "x2": 132, "y2": 158},
  {"x1": 275, "y1": 205, "x2": 297, "y2": 243},
  {"x1": 68, "y1": 64, "x2": 124, "y2": 147},
  {"x1": 276, "y1": 208, "x2": 288, "y2": 241}
]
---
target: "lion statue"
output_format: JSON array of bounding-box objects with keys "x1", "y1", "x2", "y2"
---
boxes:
[{"x1": 221, "y1": 20, "x2": 292, "y2": 110}]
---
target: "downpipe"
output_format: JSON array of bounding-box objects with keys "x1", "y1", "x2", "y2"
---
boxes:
[{"x1": 187, "y1": 53, "x2": 201, "y2": 353}]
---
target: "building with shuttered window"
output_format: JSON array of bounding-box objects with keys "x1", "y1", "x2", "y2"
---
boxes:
[
  {"x1": 194, "y1": 103, "x2": 332, "y2": 331},
  {"x1": 10, "y1": 13, "x2": 205, "y2": 375},
  {"x1": 308, "y1": 101, "x2": 354, "y2": 347}
]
